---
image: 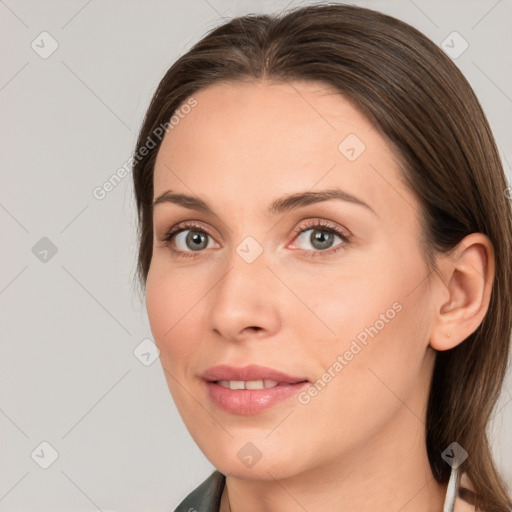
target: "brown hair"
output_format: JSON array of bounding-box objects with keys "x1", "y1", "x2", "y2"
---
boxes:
[{"x1": 131, "y1": 3, "x2": 512, "y2": 510}]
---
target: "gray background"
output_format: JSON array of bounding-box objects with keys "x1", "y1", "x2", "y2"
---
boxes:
[{"x1": 1, "y1": 0, "x2": 511, "y2": 511}]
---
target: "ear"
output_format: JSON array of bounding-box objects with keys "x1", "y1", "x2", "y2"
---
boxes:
[{"x1": 429, "y1": 233, "x2": 495, "y2": 351}]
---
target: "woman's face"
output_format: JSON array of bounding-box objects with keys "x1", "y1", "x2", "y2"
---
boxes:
[{"x1": 146, "y1": 80, "x2": 440, "y2": 479}]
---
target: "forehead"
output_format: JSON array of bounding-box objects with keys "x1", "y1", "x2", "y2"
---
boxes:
[{"x1": 152, "y1": 80, "x2": 417, "y2": 223}]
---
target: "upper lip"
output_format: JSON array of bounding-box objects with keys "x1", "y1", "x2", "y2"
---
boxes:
[{"x1": 201, "y1": 364, "x2": 309, "y2": 384}]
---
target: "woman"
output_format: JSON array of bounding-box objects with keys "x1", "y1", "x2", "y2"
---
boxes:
[{"x1": 131, "y1": 3, "x2": 512, "y2": 511}]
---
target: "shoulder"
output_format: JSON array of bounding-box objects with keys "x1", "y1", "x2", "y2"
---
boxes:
[{"x1": 172, "y1": 470, "x2": 226, "y2": 512}]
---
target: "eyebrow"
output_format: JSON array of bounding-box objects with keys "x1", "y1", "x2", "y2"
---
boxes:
[{"x1": 152, "y1": 188, "x2": 376, "y2": 216}]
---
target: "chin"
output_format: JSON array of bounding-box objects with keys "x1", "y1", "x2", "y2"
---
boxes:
[
  {"x1": 200, "y1": 439, "x2": 308, "y2": 481},
  {"x1": 215, "y1": 458, "x2": 294, "y2": 481}
]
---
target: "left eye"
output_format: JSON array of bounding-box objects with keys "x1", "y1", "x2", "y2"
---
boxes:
[
  {"x1": 290, "y1": 222, "x2": 349, "y2": 255},
  {"x1": 293, "y1": 227, "x2": 343, "y2": 251}
]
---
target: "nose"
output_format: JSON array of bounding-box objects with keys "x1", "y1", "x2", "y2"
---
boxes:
[{"x1": 208, "y1": 249, "x2": 281, "y2": 343}]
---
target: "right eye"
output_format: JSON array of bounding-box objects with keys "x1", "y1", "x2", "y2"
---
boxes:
[{"x1": 161, "y1": 221, "x2": 219, "y2": 258}]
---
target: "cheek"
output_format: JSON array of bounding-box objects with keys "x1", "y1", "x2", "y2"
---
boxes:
[
  {"x1": 304, "y1": 240, "x2": 432, "y2": 382},
  {"x1": 145, "y1": 264, "x2": 200, "y2": 368},
  {"x1": 292, "y1": 293, "x2": 432, "y2": 466},
  {"x1": 145, "y1": 267, "x2": 204, "y2": 420}
]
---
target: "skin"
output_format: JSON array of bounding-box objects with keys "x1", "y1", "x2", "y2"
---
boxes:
[{"x1": 146, "y1": 80, "x2": 494, "y2": 512}]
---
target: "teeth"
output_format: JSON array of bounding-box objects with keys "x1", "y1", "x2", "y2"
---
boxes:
[{"x1": 217, "y1": 379, "x2": 279, "y2": 390}]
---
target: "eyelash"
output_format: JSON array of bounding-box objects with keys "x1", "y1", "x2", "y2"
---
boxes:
[{"x1": 160, "y1": 219, "x2": 351, "y2": 259}]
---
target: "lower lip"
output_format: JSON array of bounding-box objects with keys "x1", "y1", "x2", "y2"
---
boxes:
[{"x1": 204, "y1": 380, "x2": 309, "y2": 415}]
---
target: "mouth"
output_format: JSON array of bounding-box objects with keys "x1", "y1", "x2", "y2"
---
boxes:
[
  {"x1": 200, "y1": 364, "x2": 310, "y2": 415},
  {"x1": 213, "y1": 379, "x2": 306, "y2": 390}
]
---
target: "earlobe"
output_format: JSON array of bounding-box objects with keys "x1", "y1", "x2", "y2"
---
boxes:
[{"x1": 429, "y1": 233, "x2": 495, "y2": 351}]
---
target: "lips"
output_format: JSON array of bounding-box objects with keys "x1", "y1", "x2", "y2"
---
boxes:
[
  {"x1": 201, "y1": 364, "x2": 308, "y2": 384},
  {"x1": 200, "y1": 364, "x2": 310, "y2": 415}
]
